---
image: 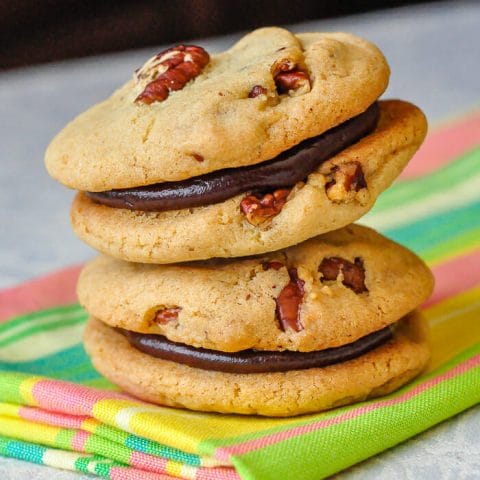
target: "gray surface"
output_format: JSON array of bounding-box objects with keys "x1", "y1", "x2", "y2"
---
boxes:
[{"x1": 0, "y1": 1, "x2": 479, "y2": 478}]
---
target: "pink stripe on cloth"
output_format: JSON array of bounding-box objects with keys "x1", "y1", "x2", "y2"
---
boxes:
[
  {"x1": 401, "y1": 110, "x2": 480, "y2": 179},
  {"x1": 129, "y1": 451, "x2": 168, "y2": 474},
  {"x1": 31, "y1": 379, "x2": 130, "y2": 414},
  {"x1": 195, "y1": 467, "x2": 241, "y2": 480},
  {"x1": 215, "y1": 354, "x2": 480, "y2": 461},
  {"x1": 427, "y1": 249, "x2": 480, "y2": 307},
  {"x1": 110, "y1": 466, "x2": 178, "y2": 480},
  {"x1": 130, "y1": 451, "x2": 240, "y2": 480},
  {"x1": 0, "y1": 265, "x2": 82, "y2": 322},
  {"x1": 72, "y1": 430, "x2": 90, "y2": 452},
  {"x1": 18, "y1": 406, "x2": 87, "y2": 429}
]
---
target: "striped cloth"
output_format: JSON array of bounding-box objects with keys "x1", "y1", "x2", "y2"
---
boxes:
[{"x1": 0, "y1": 111, "x2": 479, "y2": 480}]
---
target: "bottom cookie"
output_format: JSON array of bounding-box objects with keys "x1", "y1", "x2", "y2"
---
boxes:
[{"x1": 84, "y1": 314, "x2": 430, "y2": 417}]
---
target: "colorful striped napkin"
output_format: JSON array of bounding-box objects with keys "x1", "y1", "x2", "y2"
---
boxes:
[{"x1": 0, "y1": 111, "x2": 479, "y2": 480}]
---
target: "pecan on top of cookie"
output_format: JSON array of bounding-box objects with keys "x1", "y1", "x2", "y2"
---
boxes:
[
  {"x1": 46, "y1": 27, "x2": 391, "y2": 192},
  {"x1": 135, "y1": 45, "x2": 210, "y2": 104}
]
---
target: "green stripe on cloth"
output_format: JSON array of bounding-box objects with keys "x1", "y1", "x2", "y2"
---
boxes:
[
  {"x1": 382, "y1": 200, "x2": 480, "y2": 261},
  {"x1": 369, "y1": 147, "x2": 480, "y2": 213},
  {"x1": 0, "y1": 344, "x2": 97, "y2": 379},
  {"x1": 362, "y1": 148, "x2": 480, "y2": 233},
  {"x1": 0, "y1": 435, "x2": 126, "y2": 480},
  {"x1": 225, "y1": 347, "x2": 480, "y2": 480},
  {"x1": 0, "y1": 304, "x2": 83, "y2": 334},
  {"x1": 0, "y1": 435, "x2": 47, "y2": 464},
  {"x1": 0, "y1": 314, "x2": 86, "y2": 348},
  {"x1": 198, "y1": 346, "x2": 480, "y2": 452}
]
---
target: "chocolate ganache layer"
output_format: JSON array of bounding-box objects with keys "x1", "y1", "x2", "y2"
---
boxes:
[
  {"x1": 118, "y1": 323, "x2": 393, "y2": 373},
  {"x1": 88, "y1": 102, "x2": 379, "y2": 212}
]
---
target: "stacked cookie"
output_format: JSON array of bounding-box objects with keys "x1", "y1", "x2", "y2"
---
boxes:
[{"x1": 46, "y1": 27, "x2": 433, "y2": 416}]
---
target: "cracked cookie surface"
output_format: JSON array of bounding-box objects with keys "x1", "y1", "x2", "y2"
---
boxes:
[
  {"x1": 45, "y1": 28, "x2": 389, "y2": 191},
  {"x1": 77, "y1": 224, "x2": 434, "y2": 353},
  {"x1": 70, "y1": 100, "x2": 427, "y2": 264}
]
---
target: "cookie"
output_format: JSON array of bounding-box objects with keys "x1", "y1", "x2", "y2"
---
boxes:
[
  {"x1": 84, "y1": 313, "x2": 430, "y2": 416},
  {"x1": 70, "y1": 100, "x2": 427, "y2": 263},
  {"x1": 77, "y1": 224, "x2": 434, "y2": 353},
  {"x1": 45, "y1": 28, "x2": 389, "y2": 191}
]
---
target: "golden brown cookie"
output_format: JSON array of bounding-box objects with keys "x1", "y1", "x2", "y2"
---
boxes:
[
  {"x1": 45, "y1": 28, "x2": 389, "y2": 191},
  {"x1": 77, "y1": 224, "x2": 434, "y2": 353},
  {"x1": 70, "y1": 100, "x2": 427, "y2": 264},
  {"x1": 84, "y1": 313, "x2": 430, "y2": 416}
]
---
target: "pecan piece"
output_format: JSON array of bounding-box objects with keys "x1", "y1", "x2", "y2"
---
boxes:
[
  {"x1": 273, "y1": 59, "x2": 296, "y2": 74},
  {"x1": 191, "y1": 153, "x2": 204, "y2": 162},
  {"x1": 318, "y1": 257, "x2": 367, "y2": 294},
  {"x1": 248, "y1": 85, "x2": 268, "y2": 98},
  {"x1": 272, "y1": 58, "x2": 311, "y2": 96},
  {"x1": 135, "y1": 45, "x2": 209, "y2": 104},
  {"x1": 325, "y1": 161, "x2": 367, "y2": 202},
  {"x1": 240, "y1": 188, "x2": 291, "y2": 226},
  {"x1": 262, "y1": 260, "x2": 284, "y2": 271},
  {"x1": 154, "y1": 306, "x2": 182, "y2": 325},
  {"x1": 275, "y1": 268, "x2": 305, "y2": 332},
  {"x1": 275, "y1": 71, "x2": 310, "y2": 95}
]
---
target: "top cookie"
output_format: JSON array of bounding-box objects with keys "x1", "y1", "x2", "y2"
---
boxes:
[{"x1": 45, "y1": 28, "x2": 389, "y2": 191}]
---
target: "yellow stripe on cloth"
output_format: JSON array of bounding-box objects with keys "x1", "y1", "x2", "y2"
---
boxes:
[
  {"x1": 92, "y1": 399, "x2": 302, "y2": 455},
  {"x1": 425, "y1": 286, "x2": 480, "y2": 371},
  {"x1": 0, "y1": 404, "x2": 20, "y2": 418},
  {"x1": 0, "y1": 416, "x2": 60, "y2": 445},
  {"x1": 19, "y1": 377, "x2": 41, "y2": 406}
]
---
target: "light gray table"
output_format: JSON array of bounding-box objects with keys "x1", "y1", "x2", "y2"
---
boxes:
[{"x1": 1, "y1": 1, "x2": 479, "y2": 478}]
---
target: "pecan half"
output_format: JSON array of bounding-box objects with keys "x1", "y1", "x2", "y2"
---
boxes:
[
  {"x1": 240, "y1": 188, "x2": 291, "y2": 226},
  {"x1": 318, "y1": 257, "x2": 367, "y2": 294},
  {"x1": 154, "y1": 306, "x2": 182, "y2": 325},
  {"x1": 325, "y1": 161, "x2": 367, "y2": 202},
  {"x1": 248, "y1": 85, "x2": 268, "y2": 98},
  {"x1": 275, "y1": 268, "x2": 305, "y2": 332},
  {"x1": 135, "y1": 45, "x2": 209, "y2": 104}
]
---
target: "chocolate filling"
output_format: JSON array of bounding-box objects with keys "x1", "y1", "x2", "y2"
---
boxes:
[
  {"x1": 88, "y1": 102, "x2": 379, "y2": 212},
  {"x1": 118, "y1": 323, "x2": 393, "y2": 373}
]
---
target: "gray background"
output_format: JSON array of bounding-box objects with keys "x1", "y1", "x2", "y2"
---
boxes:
[{"x1": 0, "y1": 1, "x2": 479, "y2": 478}]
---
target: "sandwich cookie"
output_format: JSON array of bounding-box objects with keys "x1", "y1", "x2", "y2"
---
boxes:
[
  {"x1": 70, "y1": 100, "x2": 426, "y2": 263},
  {"x1": 84, "y1": 313, "x2": 429, "y2": 416},
  {"x1": 44, "y1": 27, "x2": 428, "y2": 263},
  {"x1": 80, "y1": 225, "x2": 433, "y2": 415}
]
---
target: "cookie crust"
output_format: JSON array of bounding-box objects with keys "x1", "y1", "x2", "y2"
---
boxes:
[
  {"x1": 84, "y1": 314, "x2": 430, "y2": 416},
  {"x1": 77, "y1": 224, "x2": 434, "y2": 353},
  {"x1": 45, "y1": 28, "x2": 389, "y2": 191}
]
